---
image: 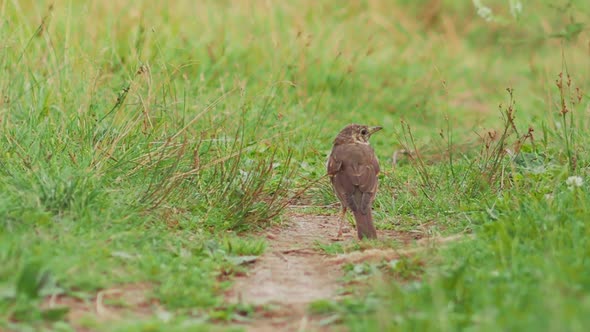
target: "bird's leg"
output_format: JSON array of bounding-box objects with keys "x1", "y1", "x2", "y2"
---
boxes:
[{"x1": 337, "y1": 206, "x2": 347, "y2": 238}]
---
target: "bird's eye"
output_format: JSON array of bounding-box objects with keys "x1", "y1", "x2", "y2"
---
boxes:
[{"x1": 361, "y1": 129, "x2": 368, "y2": 135}]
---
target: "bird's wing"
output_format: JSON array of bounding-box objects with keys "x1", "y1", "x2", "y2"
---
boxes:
[
  {"x1": 346, "y1": 163, "x2": 378, "y2": 214},
  {"x1": 326, "y1": 150, "x2": 342, "y2": 177},
  {"x1": 331, "y1": 144, "x2": 379, "y2": 214}
]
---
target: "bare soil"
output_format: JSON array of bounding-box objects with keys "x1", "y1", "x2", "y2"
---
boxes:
[
  {"x1": 38, "y1": 212, "x2": 432, "y2": 332},
  {"x1": 226, "y1": 212, "x2": 423, "y2": 332},
  {"x1": 41, "y1": 282, "x2": 157, "y2": 331}
]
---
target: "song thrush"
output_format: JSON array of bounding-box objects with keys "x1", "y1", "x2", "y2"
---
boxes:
[{"x1": 327, "y1": 124, "x2": 382, "y2": 240}]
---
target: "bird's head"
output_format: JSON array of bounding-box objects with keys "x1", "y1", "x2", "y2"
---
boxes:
[{"x1": 334, "y1": 124, "x2": 382, "y2": 145}]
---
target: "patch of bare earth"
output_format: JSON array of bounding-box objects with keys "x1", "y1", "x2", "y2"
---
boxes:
[
  {"x1": 42, "y1": 283, "x2": 158, "y2": 331},
  {"x1": 226, "y1": 212, "x2": 424, "y2": 332}
]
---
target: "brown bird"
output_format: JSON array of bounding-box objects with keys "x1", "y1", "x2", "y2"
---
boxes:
[{"x1": 327, "y1": 124, "x2": 382, "y2": 240}]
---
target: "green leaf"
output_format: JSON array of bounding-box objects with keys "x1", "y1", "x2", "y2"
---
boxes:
[
  {"x1": 16, "y1": 261, "x2": 48, "y2": 299},
  {"x1": 41, "y1": 307, "x2": 70, "y2": 322}
]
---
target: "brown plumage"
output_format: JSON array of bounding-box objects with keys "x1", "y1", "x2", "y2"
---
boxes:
[{"x1": 327, "y1": 124, "x2": 381, "y2": 240}]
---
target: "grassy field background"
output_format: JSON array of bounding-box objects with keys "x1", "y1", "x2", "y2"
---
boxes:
[{"x1": 1, "y1": 0, "x2": 589, "y2": 331}]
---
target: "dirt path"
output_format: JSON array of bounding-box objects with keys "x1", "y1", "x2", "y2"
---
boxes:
[
  {"x1": 226, "y1": 213, "x2": 352, "y2": 332},
  {"x1": 39, "y1": 212, "x2": 428, "y2": 331}
]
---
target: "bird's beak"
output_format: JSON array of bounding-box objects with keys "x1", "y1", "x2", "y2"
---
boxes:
[{"x1": 369, "y1": 126, "x2": 383, "y2": 135}]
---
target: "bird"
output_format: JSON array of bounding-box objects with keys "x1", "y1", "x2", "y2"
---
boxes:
[{"x1": 327, "y1": 124, "x2": 382, "y2": 240}]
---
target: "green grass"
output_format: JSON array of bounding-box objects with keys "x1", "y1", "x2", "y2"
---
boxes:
[{"x1": 1, "y1": 0, "x2": 590, "y2": 331}]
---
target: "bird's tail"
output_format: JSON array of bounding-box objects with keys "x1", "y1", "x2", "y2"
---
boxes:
[{"x1": 352, "y1": 210, "x2": 377, "y2": 239}]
